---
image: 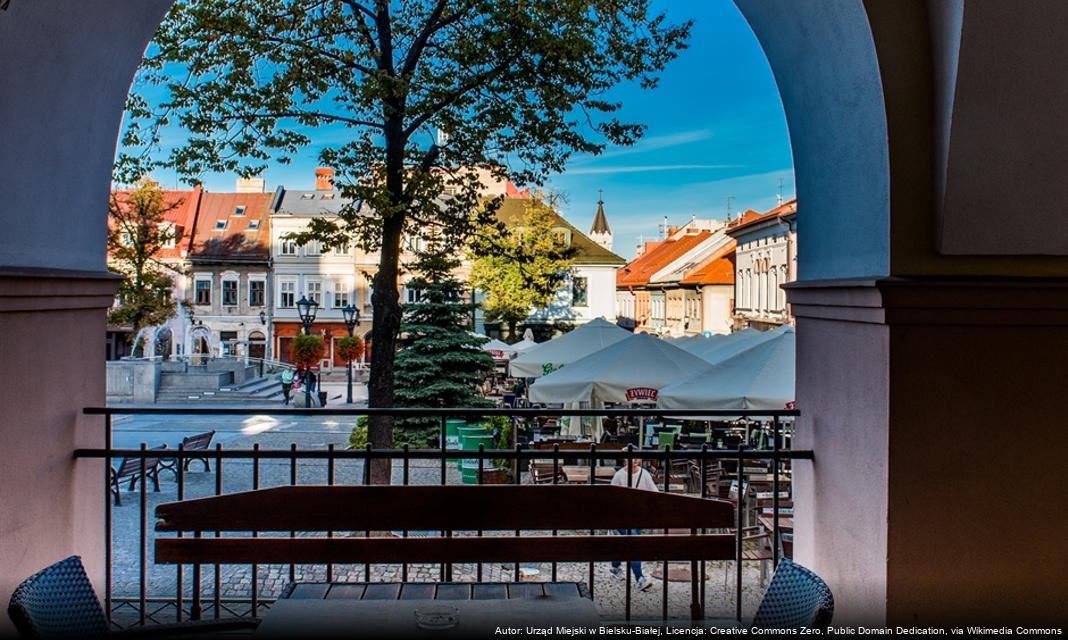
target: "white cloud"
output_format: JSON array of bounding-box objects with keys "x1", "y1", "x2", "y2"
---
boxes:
[{"x1": 570, "y1": 127, "x2": 716, "y2": 164}]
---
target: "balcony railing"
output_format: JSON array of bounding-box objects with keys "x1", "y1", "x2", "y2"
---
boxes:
[{"x1": 77, "y1": 406, "x2": 806, "y2": 629}]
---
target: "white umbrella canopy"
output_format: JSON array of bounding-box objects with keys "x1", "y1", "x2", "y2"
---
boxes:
[
  {"x1": 685, "y1": 326, "x2": 785, "y2": 364},
  {"x1": 528, "y1": 332, "x2": 713, "y2": 405},
  {"x1": 480, "y1": 337, "x2": 517, "y2": 359},
  {"x1": 509, "y1": 317, "x2": 630, "y2": 378},
  {"x1": 657, "y1": 326, "x2": 795, "y2": 411},
  {"x1": 510, "y1": 338, "x2": 539, "y2": 352}
]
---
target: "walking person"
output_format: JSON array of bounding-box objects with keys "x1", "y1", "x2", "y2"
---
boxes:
[
  {"x1": 279, "y1": 368, "x2": 294, "y2": 405},
  {"x1": 610, "y1": 457, "x2": 659, "y2": 591}
]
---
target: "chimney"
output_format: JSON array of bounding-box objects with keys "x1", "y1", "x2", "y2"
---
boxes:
[
  {"x1": 315, "y1": 167, "x2": 335, "y2": 191},
  {"x1": 235, "y1": 176, "x2": 266, "y2": 193}
]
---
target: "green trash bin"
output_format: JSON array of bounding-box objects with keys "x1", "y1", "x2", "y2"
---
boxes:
[
  {"x1": 459, "y1": 427, "x2": 493, "y2": 484},
  {"x1": 456, "y1": 425, "x2": 486, "y2": 471},
  {"x1": 444, "y1": 418, "x2": 466, "y2": 462}
]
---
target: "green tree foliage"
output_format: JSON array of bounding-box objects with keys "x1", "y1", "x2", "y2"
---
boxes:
[
  {"x1": 117, "y1": 0, "x2": 690, "y2": 471},
  {"x1": 470, "y1": 200, "x2": 575, "y2": 339},
  {"x1": 107, "y1": 181, "x2": 181, "y2": 335},
  {"x1": 393, "y1": 250, "x2": 494, "y2": 447}
]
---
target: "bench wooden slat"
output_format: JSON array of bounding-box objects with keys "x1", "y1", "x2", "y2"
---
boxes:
[
  {"x1": 508, "y1": 583, "x2": 544, "y2": 598},
  {"x1": 286, "y1": 583, "x2": 330, "y2": 600},
  {"x1": 434, "y1": 584, "x2": 471, "y2": 600},
  {"x1": 325, "y1": 584, "x2": 365, "y2": 600},
  {"x1": 399, "y1": 584, "x2": 437, "y2": 600},
  {"x1": 155, "y1": 534, "x2": 735, "y2": 565},
  {"x1": 543, "y1": 583, "x2": 581, "y2": 599},
  {"x1": 471, "y1": 584, "x2": 508, "y2": 600},
  {"x1": 155, "y1": 486, "x2": 733, "y2": 532},
  {"x1": 361, "y1": 583, "x2": 402, "y2": 600}
]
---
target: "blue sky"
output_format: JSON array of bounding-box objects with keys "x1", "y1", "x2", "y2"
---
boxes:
[{"x1": 146, "y1": 0, "x2": 792, "y2": 260}]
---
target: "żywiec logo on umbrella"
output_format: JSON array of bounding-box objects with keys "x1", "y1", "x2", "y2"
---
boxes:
[{"x1": 624, "y1": 387, "x2": 658, "y2": 402}]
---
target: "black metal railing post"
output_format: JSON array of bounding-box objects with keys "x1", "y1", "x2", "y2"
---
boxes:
[
  {"x1": 736, "y1": 443, "x2": 745, "y2": 623},
  {"x1": 103, "y1": 412, "x2": 112, "y2": 625},
  {"x1": 139, "y1": 443, "x2": 147, "y2": 627}
]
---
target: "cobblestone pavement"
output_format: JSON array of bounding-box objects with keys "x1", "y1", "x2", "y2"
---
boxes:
[{"x1": 109, "y1": 413, "x2": 767, "y2": 624}]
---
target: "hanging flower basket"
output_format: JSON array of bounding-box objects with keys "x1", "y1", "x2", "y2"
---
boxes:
[
  {"x1": 336, "y1": 335, "x2": 364, "y2": 362},
  {"x1": 291, "y1": 334, "x2": 325, "y2": 369}
]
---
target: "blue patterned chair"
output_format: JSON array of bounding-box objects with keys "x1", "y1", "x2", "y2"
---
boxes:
[
  {"x1": 751, "y1": 558, "x2": 835, "y2": 628},
  {"x1": 7, "y1": 556, "x2": 258, "y2": 638}
]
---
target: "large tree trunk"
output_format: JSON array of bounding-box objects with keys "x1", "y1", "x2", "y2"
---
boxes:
[{"x1": 364, "y1": 117, "x2": 408, "y2": 484}]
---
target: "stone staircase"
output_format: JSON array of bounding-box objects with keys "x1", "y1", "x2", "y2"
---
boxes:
[{"x1": 155, "y1": 374, "x2": 284, "y2": 404}]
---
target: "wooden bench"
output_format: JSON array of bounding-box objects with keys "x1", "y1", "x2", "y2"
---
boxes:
[
  {"x1": 110, "y1": 445, "x2": 167, "y2": 506},
  {"x1": 157, "y1": 430, "x2": 216, "y2": 478},
  {"x1": 154, "y1": 485, "x2": 735, "y2": 619}
]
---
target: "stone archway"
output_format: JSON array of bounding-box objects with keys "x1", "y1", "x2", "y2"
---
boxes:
[{"x1": 3, "y1": 0, "x2": 1068, "y2": 627}]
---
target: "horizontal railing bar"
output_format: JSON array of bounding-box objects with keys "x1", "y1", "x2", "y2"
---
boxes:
[
  {"x1": 84, "y1": 406, "x2": 799, "y2": 418},
  {"x1": 74, "y1": 448, "x2": 813, "y2": 461}
]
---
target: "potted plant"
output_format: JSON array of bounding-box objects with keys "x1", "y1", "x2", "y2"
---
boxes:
[{"x1": 481, "y1": 415, "x2": 514, "y2": 484}]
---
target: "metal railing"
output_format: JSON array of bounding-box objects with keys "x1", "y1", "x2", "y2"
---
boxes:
[{"x1": 77, "y1": 406, "x2": 806, "y2": 628}]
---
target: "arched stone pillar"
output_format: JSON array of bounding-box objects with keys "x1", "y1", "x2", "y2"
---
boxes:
[
  {"x1": 0, "y1": 0, "x2": 174, "y2": 621},
  {"x1": 738, "y1": 0, "x2": 1068, "y2": 625}
]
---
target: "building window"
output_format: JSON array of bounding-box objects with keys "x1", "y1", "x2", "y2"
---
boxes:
[
  {"x1": 333, "y1": 243, "x2": 350, "y2": 256},
  {"x1": 334, "y1": 283, "x2": 349, "y2": 308},
  {"x1": 572, "y1": 277, "x2": 588, "y2": 307},
  {"x1": 215, "y1": 220, "x2": 227, "y2": 230},
  {"x1": 405, "y1": 286, "x2": 423, "y2": 304},
  {"x1": 222, "y1": 279, "x2": 238, "y2": 306},
  {"x1": 194, "y1": 278, "x2": 212, "y2": 306},
  {"x1": 233, "y1": 206, "x2": 246, "y2": 216},
  {"x1": 305, "y1": 241, "x2": 321, "y2": 256},
  {"x1": 249, "y1": 280, "x2": 265, "y2": 307},
  {"x1": 281, "y1": 239, "x2": 297, "y2": 255},
  {"x1": 248, "y1": 219, "x2": 260, "y2": 230},
  {"x1": 307, "y1": 280, "x2": 322, "y2": 304},
  {"x1": 279, "y1": 280, "x2": 296, "y2": 308}
]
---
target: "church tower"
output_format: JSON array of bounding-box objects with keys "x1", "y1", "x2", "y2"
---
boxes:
[{"x1": 589, "y1": 190, "x2": 613, "y2": 251}]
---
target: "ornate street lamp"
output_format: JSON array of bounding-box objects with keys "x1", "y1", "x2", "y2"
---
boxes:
[
  {"x1": 342, "y1": 304, "x2": 360, "y2": 404},
  {"x1": 295, "y1": 296, "x2": 319, "y2": 407}
]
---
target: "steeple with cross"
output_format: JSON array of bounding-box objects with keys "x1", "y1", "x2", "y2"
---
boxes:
[{"x1": 589, "y1": 190, "x2": 613, "y2": 252}]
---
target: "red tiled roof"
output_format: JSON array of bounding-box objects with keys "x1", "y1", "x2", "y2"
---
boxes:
[
  {"x1": 189, "y1": 192, "x2": 273, "y2": 261},
  {"x1": 726, "y1": 198, "x2": 797, "y2": 235},
  {"x1": 680, "y1": 240, "x2": 736, "y2": 286},
  {"x1": 616, "y1": 230, "x2": 711, "y2": 288}
]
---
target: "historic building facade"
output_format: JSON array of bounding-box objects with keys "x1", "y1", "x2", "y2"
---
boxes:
[{"x1": 727, "y1": 198, "x2": 797, "y2": 330}]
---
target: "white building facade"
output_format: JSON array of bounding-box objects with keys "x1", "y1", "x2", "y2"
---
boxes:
[{"x1": 728, "y1": 199, "x2": 797, "y2": 330}]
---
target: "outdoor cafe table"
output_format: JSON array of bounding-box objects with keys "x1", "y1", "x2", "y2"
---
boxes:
[
  {"x1": 562, "y1": 465, "x2": 616, "y2": 484},
  {"x1": 256, "y1": 588, "x2": 600, "y2": 636},
  {"x1": 758, "y1": 514, "x2": 794, "y2": 533}
]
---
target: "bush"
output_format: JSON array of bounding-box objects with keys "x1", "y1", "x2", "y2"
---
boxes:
[{"x1": 349, "y1": 416, "x2": 368, "y2": 449}]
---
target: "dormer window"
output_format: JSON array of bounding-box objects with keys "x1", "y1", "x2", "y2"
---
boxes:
[
  {"x1": 321, "y1": 193, "x2": 336, "y2": 200},
  {"x1": 248, "y1": 219, "x2": 260, "y2": 229},
  {"x1": 233, "y1": 206, "x2": 246, "y2": 216},
  {"x1": 215, "y1": 220, "x2": 227, "y2": 230},
  {"x1": 300, "y1": 193, "x2": 315, "y2": 200}
]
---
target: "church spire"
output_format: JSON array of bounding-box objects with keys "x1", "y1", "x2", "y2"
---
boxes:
[{"x1": 589, "y1": 190, "x2": 613, "y2": 251}]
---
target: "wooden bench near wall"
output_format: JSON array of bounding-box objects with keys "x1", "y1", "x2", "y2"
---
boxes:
[{"x1": 154, "y1": 485, "x2": 736, "y2": 619}]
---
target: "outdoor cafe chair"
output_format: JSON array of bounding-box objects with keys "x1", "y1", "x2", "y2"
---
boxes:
[
  {"x1": 750, "y1": 559, "x2": 834, "y2": 628},
  {"x1": 7, "y1": 556, "x2": 259, "y2": 638}
]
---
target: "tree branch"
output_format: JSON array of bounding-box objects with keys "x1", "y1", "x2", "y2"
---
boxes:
[
  {"x1": 403, "y1": 61, "x2": 511, "y2": 138},
  {"x1": 217, "y1": 110, "x2": 385, "y2": 130},
  {"x1": 261, "y1": 35, "x2": 375, "y2": 76}
]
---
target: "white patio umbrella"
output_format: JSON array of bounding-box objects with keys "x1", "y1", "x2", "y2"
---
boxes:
[
  {"x1": 509, "y1": 328, "x2": 538, "y2": 353},
  {"x1": 508, "y1": 317, "x2": 630, "y2": 378},
  {"x1": 685, "y1": 325, "x2": 786, "y2": 364},
  {"x1": 529, "y1": 333, "x2": 713, "y2": 406},
  {"x1": 480, "y1": 337, "x2": 518, "y2": 359},
  {"x1": 657, "y1": 326, "x2": 795, "y2": 411}
]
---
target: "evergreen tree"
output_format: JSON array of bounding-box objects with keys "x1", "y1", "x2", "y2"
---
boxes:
[{"x1": 393, "y1": 250, "x2": 494, "y2": 447}]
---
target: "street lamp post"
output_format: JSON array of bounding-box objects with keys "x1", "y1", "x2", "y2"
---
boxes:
[
  {"x1": 342, "y1": 304, "x2": 360, "y2": 404},
  {"x1": 296, "y1": 295, "x2": 319, "y2": 408}
]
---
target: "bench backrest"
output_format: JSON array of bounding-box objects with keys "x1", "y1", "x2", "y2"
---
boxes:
[
  {"x1": 181, "y1": 430, "x2": 215, "y2": 451},
  {"x1": 154, "y1": 485, "x2": 735, "y2": 566},
  {"x1": 114, "y1": 445, "x2": 166, "y2": 478}
]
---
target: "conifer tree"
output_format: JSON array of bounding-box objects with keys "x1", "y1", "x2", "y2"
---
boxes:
[{"x1": 392, "y1": 249, "x2": 494, "y2": 446}]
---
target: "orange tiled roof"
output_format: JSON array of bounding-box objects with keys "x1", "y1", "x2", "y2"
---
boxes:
[
  {"x1": 726, "y1": 198, "x2": 797, "y2": 235},
  {"x1": 616, "y1": 230, "x2": 710, "y2": 288},
  {"x1": 680, "y1": 239, "x2": 736, "y2": 286},
  {"x1": 189, "y1": 191, "x2": 273, "y2": 261}
]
